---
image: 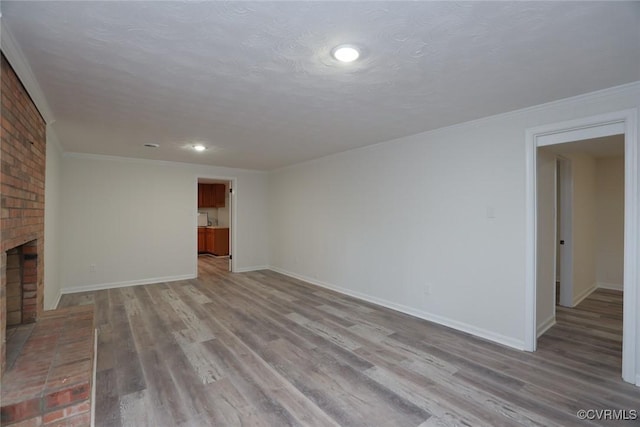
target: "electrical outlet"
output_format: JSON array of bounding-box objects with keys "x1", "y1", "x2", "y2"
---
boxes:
[
  {"x1": 89, "y1": 264, "x2": 96, "y2": 273},
  {"x1": 424, "y1": 285, "x2": 432, "y2": 296},
  {"x1": 486, "y1": 206, "x2": 496, "y2": 219}
]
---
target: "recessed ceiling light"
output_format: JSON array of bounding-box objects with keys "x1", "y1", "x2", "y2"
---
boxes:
[
  {"x1": 332, "y1": 44, "x2": 360, "y2": 63},
  {"x1": 143, "y1": 143, "x2": 159, "y2": 148},
  {"x1": 193, "y1": 144, "x2": 206, "y2": 152}
]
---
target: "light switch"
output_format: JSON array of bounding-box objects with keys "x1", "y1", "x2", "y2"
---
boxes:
[{"x1": 486, "y1": 206, "x2": 496, "y2": 219}]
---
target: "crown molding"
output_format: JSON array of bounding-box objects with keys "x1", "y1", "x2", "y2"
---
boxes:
[
  {"x1": 1, "y1": 20, "x2": 56, "y2": 125},
  {"x1": 63, "y1": 151, "x2": 267, "y2": 174}
]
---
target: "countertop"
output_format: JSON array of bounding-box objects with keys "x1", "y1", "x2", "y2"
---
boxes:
[{"x1": 198, "y1": 226, "x2": 229, "y2": 229}]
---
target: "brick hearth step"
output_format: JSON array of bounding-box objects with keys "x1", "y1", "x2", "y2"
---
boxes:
[{"x1": 1, "y1": 305, "x2": 96, "y2": 426}]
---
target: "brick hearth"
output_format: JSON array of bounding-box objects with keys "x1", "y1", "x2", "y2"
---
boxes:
[{"x1": 1, "y1": 305, "x2": 95, "y2": 426}]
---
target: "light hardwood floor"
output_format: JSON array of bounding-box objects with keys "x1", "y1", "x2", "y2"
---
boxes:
[{"x1": 59, "y1": 257, "x2": 640, "y2": 426}]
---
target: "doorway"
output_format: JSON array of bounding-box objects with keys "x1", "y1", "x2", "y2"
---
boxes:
[
  {"x1": 538, "y1": 136, "x2": 624, "y2": 333},
  {"x1": 196, "y1": 177, "x2": 236, "y2": 274},
  {"x1": 525, "y1": 108, "x2": 639, "y2": 385}
]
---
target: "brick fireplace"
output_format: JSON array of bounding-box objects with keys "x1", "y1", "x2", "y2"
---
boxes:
[
  {"x1": 1, "y1": 52, "x2": 96, "y2": 427},
  {"x1": 1, "y1": 52, "x2": 47, "y2": 376}
]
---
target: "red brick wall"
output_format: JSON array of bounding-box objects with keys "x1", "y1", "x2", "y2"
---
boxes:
[{"x1": 1, "y1": 53, "x2": 46, "y2": 377}]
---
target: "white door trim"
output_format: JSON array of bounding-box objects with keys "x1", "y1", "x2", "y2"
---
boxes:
[{"x1": 525, "y1": 108, "x2": 638, "y2": 385}]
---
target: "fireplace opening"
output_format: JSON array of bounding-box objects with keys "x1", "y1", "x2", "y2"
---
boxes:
[
  {"x1": 4, "y1": 240, "x2": 38, "y2": 371},
  {"x1": 5, "y1": 240, "x2": 38, "y2": 327}
]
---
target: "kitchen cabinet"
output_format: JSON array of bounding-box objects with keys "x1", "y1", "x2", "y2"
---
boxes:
[
  {"x1": 197, "y1": 228, "x2": 206, "y2": 252},
  {"x1": 198, "y1": 184, "x2": 225, "y2": 208},
  {"x1": 209, "y1": 228, "x2": 229, "y2": 255},
  {"x1": 214, "y1": 184, "x2": 226, "y2": 207},
  {"x1": 198, "y1": 227, "x2": 229, "y2": 255}
]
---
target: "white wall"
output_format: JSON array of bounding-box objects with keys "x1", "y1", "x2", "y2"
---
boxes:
[
  {"x1": 268, "y1": 82, "x2": 640, "y2": 349},
  {"x1": 44, "y1": 126, "x2": 63, "y2": 309},
  {"x1": 536, "y1": 148, "x2": 556, "y2": 335},
  {"x1": 568, "y1": 153, "x2": 598, "y2": 304},
  {"x1": 596, "y1": 156, "x2": 625, "y2": 289},
  {"x1": 60, "y1": 155, "x2": 268, "y2": 292}
]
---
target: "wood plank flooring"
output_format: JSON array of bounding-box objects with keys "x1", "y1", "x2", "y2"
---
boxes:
[{"x1": 59, "y1": 258, "x2": 640, "y2": 426}]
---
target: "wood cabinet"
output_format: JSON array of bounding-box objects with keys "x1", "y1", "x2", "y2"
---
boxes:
[
  {"x1": 214, "y1": 184, "x2": 225, "y2": 207},
  {"x1": 211, "y1": 228, "x2": 229, "y2": 256},
  {"x1": 197, "y1": 228, "x2": 206, "y2": 252},
  {"x1": 198, "y1": 184, "x2": 225, "y2": 208},
  {"x1": 198, "y1": 227, "x2": 229, "y2": 256}
]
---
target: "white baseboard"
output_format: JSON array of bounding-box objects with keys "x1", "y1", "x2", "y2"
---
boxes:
[
  {"x1": 60, "y1": 274, "x2": 196, "y2": 294},
  {"x1": 573, "y1": 283, "x2": 597, "y2": 307},
  {"x1": 537, "y1": 314, "x2": 556, "y2": 338},
  {"x1": 597, "y1": 282, "x2": 623, "y2": 291},
  {"x1": 52, "y1": 291, "x2": 62, "y2": 310},
  {"x1": 43, "y1": 291, "x2": 63, "y2": 310},
  {"x1": 269, "y1": 266, "x2": 525, "y2": 351},
  {"x1": 234, "y1": 265, "x2": 269, "y2": 273}
]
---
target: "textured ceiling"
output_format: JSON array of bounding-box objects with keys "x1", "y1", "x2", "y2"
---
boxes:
[{"x1": 2, "y1": 1, "x2": 639, "y2": 170}]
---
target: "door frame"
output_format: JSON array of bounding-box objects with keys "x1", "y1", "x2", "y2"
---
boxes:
[
  {"x1": 195, "y1": 176, "x2": 238, "y2": 273},
  {"x1": 525, "y1": 108, "x2": 638, "y2": 385},
  {"x1": 556, "y1": 156, "x2": 574, "y2": 308}
]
